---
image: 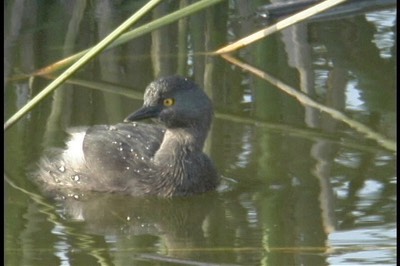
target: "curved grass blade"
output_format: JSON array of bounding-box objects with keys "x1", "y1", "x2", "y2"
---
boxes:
[
  {"x1": 221, "y1": 54, "x2": 396, "y2": 152},
  {"x1": 214, "y1": 0, "x2": 347, "y2": 54},
  {"x1": 31, "y1": 0, "x2": 225, "y2": 77},
  {"x1": 4, "y1": 0, "x2": 163, "y2": 130}
]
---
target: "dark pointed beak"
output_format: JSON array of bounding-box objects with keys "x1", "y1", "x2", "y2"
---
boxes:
[{"x1": 124, "y1": 105, "x2": 162, "y2": 122}]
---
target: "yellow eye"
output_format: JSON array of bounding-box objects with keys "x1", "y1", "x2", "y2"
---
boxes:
[{"x1": 163, "y1": 98, "x2": 175, "y2": 107}]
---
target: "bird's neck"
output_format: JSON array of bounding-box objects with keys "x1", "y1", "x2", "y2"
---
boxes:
[{"x1": 154, "y1": 127, "x2": 208, "y2": 164}]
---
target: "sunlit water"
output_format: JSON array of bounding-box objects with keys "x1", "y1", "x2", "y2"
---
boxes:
[{"x1": 5, "y1": 1, "x2": 396, "y2": 265}]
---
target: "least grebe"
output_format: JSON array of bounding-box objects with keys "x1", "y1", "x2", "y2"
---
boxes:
[{"x1": 35, "y1": 76, "x2": 219, "y2": 197}]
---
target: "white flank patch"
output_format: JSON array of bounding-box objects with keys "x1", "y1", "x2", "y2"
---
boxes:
[{"x1": 63, "y1": 130, "x2": 87, "y2": 168}]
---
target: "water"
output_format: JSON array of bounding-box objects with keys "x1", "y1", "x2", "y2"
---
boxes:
[{"x1": 4, "y1": 1, "x2": 396, "y2": 265}]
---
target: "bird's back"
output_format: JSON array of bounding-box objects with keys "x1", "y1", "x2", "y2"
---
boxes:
[
  {"x1": 33, "y1": 76, "x2": 220, "y2": 198},
  {"x1": 35, "y1": 122, "x2": 166, "y2": 194}
]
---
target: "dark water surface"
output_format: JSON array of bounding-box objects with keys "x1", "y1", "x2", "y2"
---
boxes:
[{"x1": 5, "y1": 1, "x2": 396, "y2": 265}]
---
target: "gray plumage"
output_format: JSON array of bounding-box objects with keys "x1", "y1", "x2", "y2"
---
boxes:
[{"x1": 34, "y1": 76, "x2": 219, "y2": 197}]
